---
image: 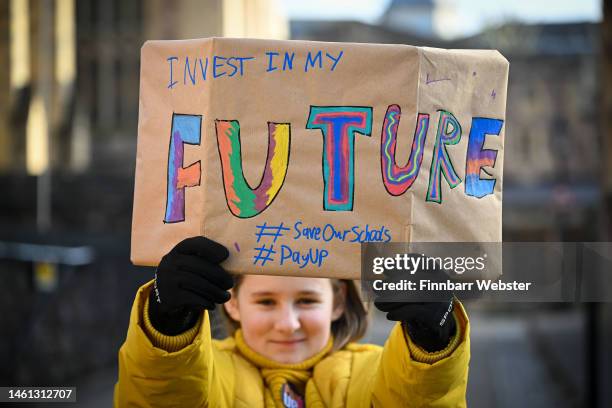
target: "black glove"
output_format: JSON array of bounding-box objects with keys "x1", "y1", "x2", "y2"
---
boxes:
[
  {"x1": 374, "y1": 298, "x2": 456, "y2": 352},
  {"x1": 148, "y1": 236, "x2": 234, "y2": 336},
  {"x1": 373, "y1": 254, "x2": 457, "y2": 352}
]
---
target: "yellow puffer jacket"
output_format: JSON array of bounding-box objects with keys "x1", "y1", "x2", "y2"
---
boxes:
[{"x1": 114, "y1": 281, "x2": 470, "y2": 407}]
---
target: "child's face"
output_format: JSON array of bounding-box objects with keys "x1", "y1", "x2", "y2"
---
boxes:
[{"x1": 224, "y1": 275, "x2": 344, "y2": 364}]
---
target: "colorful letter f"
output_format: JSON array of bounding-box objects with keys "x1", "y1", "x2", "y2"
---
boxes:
[{"x1": 164, "y1": 114, "x2": 202, "y2": 223}]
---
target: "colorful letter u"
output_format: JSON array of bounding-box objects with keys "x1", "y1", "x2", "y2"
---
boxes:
[
  {"x1": 381, "y1": 104, "x2": 430, "y2": 196},
  {"x1": 215, "y1": 121, "x2": 290, "y2": 218}
]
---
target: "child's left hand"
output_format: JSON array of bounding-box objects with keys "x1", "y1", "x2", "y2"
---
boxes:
[{"x1": 374, "y1": 299, "x2": 456, "y2": 352}]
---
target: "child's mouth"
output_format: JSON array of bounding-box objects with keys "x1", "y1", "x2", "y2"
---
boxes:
[{"x1": 269, "y1": 339, "x2": 306, "y2": 345}]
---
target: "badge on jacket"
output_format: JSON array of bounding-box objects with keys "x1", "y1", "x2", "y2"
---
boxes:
[{"x1": 281, "y1": 382, "x2": 304, "y2": 408}]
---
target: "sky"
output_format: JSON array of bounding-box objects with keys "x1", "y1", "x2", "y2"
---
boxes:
[{"x1": 280, "y1": 0, "x2": 602, "y2": 39}]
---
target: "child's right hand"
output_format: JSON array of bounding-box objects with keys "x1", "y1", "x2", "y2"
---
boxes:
[{"x1": 147, "y1": 236, "x2": 234, "y2": 335}]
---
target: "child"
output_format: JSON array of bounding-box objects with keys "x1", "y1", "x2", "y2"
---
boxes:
[{"x1": 115, "y1": 237, "x2": 470, "y2": 407}]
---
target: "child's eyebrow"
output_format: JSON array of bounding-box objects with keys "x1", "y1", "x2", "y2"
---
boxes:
[
  {"x1": 249, "y1": 290, "x2": 323, "y2": 297},
  {"x1": 250, "y1": 291, "x2": 276, "y2": 297},
  {"x1": 296, "y1": 291, "x2": 323, "y2": 296}
]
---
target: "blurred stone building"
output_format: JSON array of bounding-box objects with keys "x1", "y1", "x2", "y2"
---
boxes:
[
  {"x1": 453, "y1": 22, "x2": 601, "y2": 241},
  {"x1": 293, "y1": 19, "x2": 602, "y2": 242},
  {"x1": 0, "y1": 0, "x2": 287, "y2": 386},
  {"x1": 380, "y1": 0, "x2": 436, "y2": 37},
  {"x1": 1, "y1": 0, "x2": 287, "y2": 176}
]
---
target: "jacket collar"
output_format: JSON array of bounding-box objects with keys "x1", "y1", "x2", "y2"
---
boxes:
[{"x1": 234, "y1": 329, "x2": 335, "y2": 403}]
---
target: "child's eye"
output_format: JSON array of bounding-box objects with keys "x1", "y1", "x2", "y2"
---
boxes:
[
  {"x1": 256, "y1": 299, "x2": 275, "y2": 306},
  {"x1": 297, "y1": 298, "x2": 319, "y2": 305}
]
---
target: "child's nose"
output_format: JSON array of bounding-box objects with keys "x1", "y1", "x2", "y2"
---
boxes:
[{"x1": 274, "y1": 305, "x2": 301, "y2": 333}]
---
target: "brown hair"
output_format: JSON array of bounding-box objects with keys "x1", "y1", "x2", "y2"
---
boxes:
[{"x1": 221, "y1": 275, "x2": 369, "y2": 351}]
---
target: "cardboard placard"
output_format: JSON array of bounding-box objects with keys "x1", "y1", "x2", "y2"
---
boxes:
[{"x1": 131, "y1": 38, "x2": 508, "y2": 279}]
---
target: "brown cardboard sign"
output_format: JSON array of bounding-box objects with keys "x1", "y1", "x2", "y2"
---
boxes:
[{"x1": 131, "y1": 38, "x2": 508, "y2": 279}]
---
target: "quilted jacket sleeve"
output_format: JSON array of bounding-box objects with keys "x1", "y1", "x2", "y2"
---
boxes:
[
  {"x1": 113, "y1": 281, "x2": 235, "y2": 407},
  {"x1": 370, "y1": 300, "x2": 471, "y2": 407}
]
